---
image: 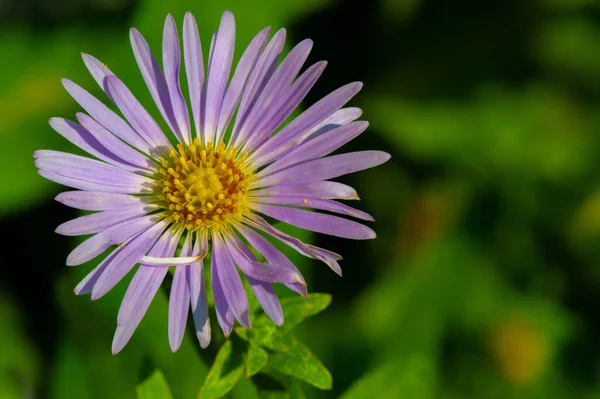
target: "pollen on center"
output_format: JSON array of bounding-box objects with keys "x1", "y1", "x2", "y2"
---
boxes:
[{"x1": 156, "y1": 139, "x2": 252, "y2": 231}]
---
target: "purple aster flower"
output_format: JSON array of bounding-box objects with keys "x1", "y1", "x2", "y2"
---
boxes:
[{"x1": 33, "y1": 11, "x2": 390, "y2": 354}]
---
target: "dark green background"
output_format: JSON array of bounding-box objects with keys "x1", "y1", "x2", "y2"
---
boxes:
[{"x1": 2, "y1": 0, "x2": 600, "y2": 397}]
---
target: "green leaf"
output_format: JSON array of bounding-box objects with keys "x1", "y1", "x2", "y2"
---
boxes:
[
  {"x1": 199, "y1": 340, "x2": 245, "y2": 399},
  {"x1": 262, "y1": 370, "x2": 307, "y2": 399},
  {"x1": 268, "y1": 336, "x2": 332, "y2": 390},
  {"x1": 136, "y1": 370, "x2": 174, "y2": 399},
  {"x1": 246, "y1": 343, "x2": 269, "y2": 378},
  {"x1": 280, "y1": 294, "x2": 332, "y2": 331},
  {"x1": 259, "y1": 392, "x2": 290, "y2": 399}
]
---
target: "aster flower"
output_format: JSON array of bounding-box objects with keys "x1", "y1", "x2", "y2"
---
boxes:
[{"x1": 34, "y1": 11, "x2": 390, "y2": 354}]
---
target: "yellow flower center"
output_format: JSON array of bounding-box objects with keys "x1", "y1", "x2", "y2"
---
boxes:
[{"x1": 155, "y1": 139, "x2": 253, "y2": 231}]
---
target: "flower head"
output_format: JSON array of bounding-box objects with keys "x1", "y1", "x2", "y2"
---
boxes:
[{"x1": 34, "y1": 11, "x2": 390, "y2": 354}]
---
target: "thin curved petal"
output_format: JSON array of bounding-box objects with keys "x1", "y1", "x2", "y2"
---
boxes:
[
  {"x1": 91, "y1": 220, "x2": 167, "y2": 300},
  {"x1": 168, "y1": 233, "x2": 192, "y2": 351},
  {"x1": 211, "y1": 253, "x2": 234, "y2": 337},
  {"x1": 190, "y1": 231, "x2": 210, "y2": 347}
]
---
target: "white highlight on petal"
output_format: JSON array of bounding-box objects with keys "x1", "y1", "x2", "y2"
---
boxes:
[{"x1": 140, "y1": 252, "x2": 206, "y2": 266}]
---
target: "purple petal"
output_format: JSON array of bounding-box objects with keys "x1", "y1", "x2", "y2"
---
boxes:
[
  {"x1": 211, "y1": 252, "x2": 235, "y2": 337},
  {"x1": 81, "y1": 53, "x2": 115, "y2": 89},
  {"x1": 249, "y1": 181, "x2": 359, "y2": 200},
  {"x1": 245, "y1": 61, "x2": 327, "y2": 153},
  {"x1": 35, "y1": 151, "x2": 154, "y2": 193},
  {"x1": 226, "y1": 234, "x2": 283, "y2": 325},
  {"x1": 249, "y1": 195, "x2": 373, "y2": 221},
  {"x1": 239, "y1": 39, "x2": 313, "y2": 151},
  {"x1": 91, "y1": 220, "x2": 167, "y2": 299},
  {"x1": 183, "y1": 12, "x2": 205, "y2": 141},
  {"x1": 61, "y1": 79, "x2": 153, "y2": 154},
  {"x1": 251, "y1": 204, "x2": 375, "y2": 240},
  {"x1": 306, "y1": 107, "x2": 362, "y2": 140},
  {"x1": 117, "y1": 228, "x2": 181, "y2": 326},
  {"x1": 104, "y1": 75, "x2": 170, "y2": 150},
  {"x1": 257, "y1": 121, "x2": 369, "y2": 178},
  {"x1": 55, "y1": 204, "x2": 157, "y2": 236},
  {"x1": 249, "y1": 82, "x2": 364, "y2": 168},
  {"x1": 224, "y1": 232, "x2": 305, "y2": 285},
  {"x1": 204, "y1": 11, "x2": 235, "y2": 144},
  {"x1": 212, "y1": 232, "x2": 251, "y2": 328},
  {"x1": 112, "y1": 228, "x2": 180, "y2": 354},
  {"x1": 76, "y1": 113, "x2": 153, "y2": 171},
  {"x1": 252, "y1": 150, "x2": 391, "y2": 188},
  {"x1": 235, "y1": 223, "x2": 307, "y2": 297},
  {"x1": 189, "y1": 231, "x2": 211, "y2": 347},
  {"x1": 230, "y1": 28, "x2": 286, "y2": 148},
  {"x1": 163, "y1": 14, "x2": 191, "y2": 144},
  {"x1": 49, "y1": 117, "x2": 146, "y2": 173},
  {"x1": 74, "y1": 249, "x2": 118, "y2": 295},
  {"x1": 130, "y1": 28, "x2": 180, "y2": 139},
  {"x1": 216, "y1": 27, "x2": 270, "y2": 144},
  {"x1": 245, "y1": 213, "x2": 342, "y2": 275},
  {"x1": 55, "y1": 191, "x2": 153, "y2": 211},
  {"x1": 168, "y1": 233, "x2": 192, "y2": 352},
  {"x1": 67, "y1": 215, "x2": 162, "y2": 266}
]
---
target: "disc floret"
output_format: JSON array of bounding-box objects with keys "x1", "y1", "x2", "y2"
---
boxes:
[{"x1": 157, "y1": 139, "x2": 252, "y2": 231}]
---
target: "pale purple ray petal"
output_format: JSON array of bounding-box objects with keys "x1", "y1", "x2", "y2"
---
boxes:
[
  {"x1": 204, "y1": 11, "x2": 235, "y2": 145},
  {"x1": 224, "y1": 232, "x2": 305, "y2": 285},
  {"x1": 213, "y1": 232, "x2": 251, "y2": 328},
  {"x1": 227, "y1": 233, "x2": 283, "y2": 325},
  {"x1": 168, "y1": 232, "x2": 192, "y2": 352},
  {"x1": 38, "y1": 169, "x2": 143, "y2": 194},
  {"x1": 163, "y1": 14, "x2": 191, "y2": 144},
  {"x1": 67, "y1": 215, "x2": 162, "y2": 266},
  {"x1": 74, "y1": 249, "x2": 118, "y2": 295},
  {"x1": 189, "y1": 231, "x2": 211, "y2": 347},
  {"x1": 81, "y1": 53, "x2": 115, "y2": 89},
  {"x1": 34, "y1": 151, "x2": 154, "y2": 191},
  {"x1": 91, "y1": 220, "x2": 167, "y2": 299},
  {"x1": 235, "y1": 223, "x2": 307, "y2": 296},
  {"x1": 76, "y1": 113, "x2": 153, "y2": 171},
  {"x1": 61, "y1": 79, "x2": 153, "y2": 154},
  {"x1": 249, "y1": 82, "x2": 364, "y2": 168},
  {"x1": 305, "y1": 107, "x2": 362, "y2": 140},
  {"x1": 211, "y1": 252, "x2": 234, "y2": 337},
  {"x1": 248, "y1": 277, "x2": 283, "y2": 325},
  {"x1": 251, "y1": 203, "x2": 375, "y2": 240},
  {"x1": 104, "y1": 75, "x2": 171, "y2": 150},
  {"x1": 249, "y1": 196, "x2": 373, "y2": 221},
  {"x1": 215, "y1": 27, "x2": 270, "y2": 144},
  {"x1": 55, "y1": 191, "x2": 154, "y2": 211},
  {"x1": 249, "y1": 181, "x2": 358, "y2": 200},
  {"x1": 55, "y1": 204, "x2": 157, "y2": 236},
  {"x1": 49, "y1": 117, "x2": 144, "y2": 173},
  {"x1": 244, "y1": 213, "x2": 343, "y2": 276},
  {"x1": 252, "y1": 151, "x2": 391, "y2": 188},
  {"x1": 183, "y1": 12, "x2": 205, "y2": 141},
  {"x1": 244, "y1": 61, "x2": 327, "y2": 153},
  {"x1": 230, "y1": 28, "x2": 286, "y2": 149},
  {"x1": 112, "y1": 228, "x2": 180, "y2": 354},
  {"x1": 130, "y1": 27, "x2": 180, "y2": 138},
  {"x1": 238, "y1": 39, "x2": 313, "y2": 151},
  {"x1": 117, "y1": 228, "x2": 181, "y2": 326},
  {"x1": 257, "y1": 121, "x2": 369, "y2": 178}
]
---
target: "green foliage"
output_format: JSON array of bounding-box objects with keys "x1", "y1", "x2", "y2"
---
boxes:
[
  {"x1": 199, "y1": 340, "x2": 245, "y2": 399},
  {"x1": 137, "y1": 370, "x2": 174, "y2": 399},
  {"x1": 246, "y1": 344, "x2": 269, "y2": 378}
]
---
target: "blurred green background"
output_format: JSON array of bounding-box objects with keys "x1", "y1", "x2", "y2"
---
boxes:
[{"x1": 2, "y1": 0, "x2": 600, "y2": 397}]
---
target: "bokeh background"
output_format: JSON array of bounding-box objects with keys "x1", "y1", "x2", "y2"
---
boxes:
[{"x1": 2, "y1": 0, "x2": 600, "y2": 397}]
